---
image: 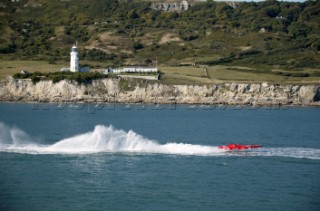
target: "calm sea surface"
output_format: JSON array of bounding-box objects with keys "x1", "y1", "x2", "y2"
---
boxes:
[{"x1": 0, "y1": 103, "x2": 319, "y2": 210}]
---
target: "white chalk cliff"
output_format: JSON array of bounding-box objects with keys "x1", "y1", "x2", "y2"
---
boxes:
[{"x1": 0, "y1": 78, "x2": 319, "y2": 106}]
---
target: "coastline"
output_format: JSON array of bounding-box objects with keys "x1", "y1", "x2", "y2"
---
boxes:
[{"x1": 0, "y1": 78, "x2": 319, "y2": 106}]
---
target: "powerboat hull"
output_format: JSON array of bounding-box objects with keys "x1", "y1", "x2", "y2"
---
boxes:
[{"x1": 218, "y1": 144, "x2": 262, "y2": 150}]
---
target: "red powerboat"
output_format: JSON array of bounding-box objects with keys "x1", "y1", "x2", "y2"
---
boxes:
[{"x1": 218, "y1": 144, "x2": 262, "y2": 150}]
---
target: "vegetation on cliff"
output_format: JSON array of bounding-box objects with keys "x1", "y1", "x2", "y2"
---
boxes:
[
  {"x1": 12, "y1": 71, "x2": 109, "y2": 84},
  {"x1": 0, "y1": 0, "x2": 319, "y2": 68}
]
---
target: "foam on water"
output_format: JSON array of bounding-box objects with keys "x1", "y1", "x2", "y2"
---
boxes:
[
  {"x1": 248, "y1": 147, "x2": 320, "y2": 160},
  {"x1": 0, "y1": 123, "x2": 319, "y2": 159},
  {"x1": 0, "y1": 124, "x2": 220, "y2": 156}
]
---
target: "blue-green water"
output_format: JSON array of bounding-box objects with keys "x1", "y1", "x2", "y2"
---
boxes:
[{"x1": 0, "y1": 103, "x2": 319, "y2": 210}]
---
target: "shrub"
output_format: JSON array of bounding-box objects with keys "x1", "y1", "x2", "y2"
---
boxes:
[
  {"x1": 31, "y1": 76, "x2": 41, "y2": 84},
  {"x1": 133, "y1": 42, "x2": 144, "y2": 50},
  {"x1": 292, "y1": 57, "x2": 319, "y2": 68},
  {"x1": 290, "y1": 72, "x2": 309, "y2": 77}
]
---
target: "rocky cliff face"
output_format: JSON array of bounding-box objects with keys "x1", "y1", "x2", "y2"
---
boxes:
[{"x1": 0, "y1": 78, "x2": 319, "y2": 106}]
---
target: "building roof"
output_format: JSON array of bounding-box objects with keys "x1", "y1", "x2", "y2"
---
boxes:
[{"x1": 124, "y1": 66, "x2": 157, "y2": 69}]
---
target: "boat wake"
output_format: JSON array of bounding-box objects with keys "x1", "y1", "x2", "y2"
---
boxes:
[
  {"x1": 0, "y1": 123, "x2": 319, "y2": 159},
  {"x1": 0, "y1": 123, "x2": 220, "y2": 156}
]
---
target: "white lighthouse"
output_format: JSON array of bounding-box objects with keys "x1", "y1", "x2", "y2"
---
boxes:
[{"x1": 70, "y1": 44, "x2": 79, "y2": 72}]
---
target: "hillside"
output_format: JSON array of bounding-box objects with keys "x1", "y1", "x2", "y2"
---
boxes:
[{"x1": 0, "y1": 0, "x2": 320, "y2": 79}]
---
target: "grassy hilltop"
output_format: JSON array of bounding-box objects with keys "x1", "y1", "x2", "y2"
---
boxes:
[{"x1": 0, "y1": 0, "x2": 320, "y2": 84}]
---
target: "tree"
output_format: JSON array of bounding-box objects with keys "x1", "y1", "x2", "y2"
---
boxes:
[
  {"x1": 264, "y1": 6, "x2": 280, "y2": 18},
  {"x1": 127, "y1": 10, "x2": 139, "y2": 19},
  {"x1": 0, "y1": 43, "x2": 16, "y2": 53}
]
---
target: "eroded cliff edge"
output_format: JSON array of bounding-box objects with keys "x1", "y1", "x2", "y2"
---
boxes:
[{"x1": 0, "y1": 78, "x2": 319, "y2": 106}]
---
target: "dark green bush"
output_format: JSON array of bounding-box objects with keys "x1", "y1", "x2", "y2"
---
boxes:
[
  {"x1": 13, "y1": 71, "x2": 108, "y2": 84},
  {"x1": 133, "y1": 42, "x2": 144, "y2": 50},
  {"x1": 31, "y1": 76, "x2": 41, "y2": 84},
  {"x1": 290, "y1": 72, "x2": 309, "y2": 77}
]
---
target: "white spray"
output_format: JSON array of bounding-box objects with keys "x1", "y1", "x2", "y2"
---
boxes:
[{"x1": 0, "y1": 123, "x2": 319, "y2": 159}]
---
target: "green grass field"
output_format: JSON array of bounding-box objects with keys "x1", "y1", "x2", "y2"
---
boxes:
[
  {"x1": 159, "y1": 66, "x2": 212, "y2": 85},
  {"x1": 1, "y1": 60, "x2": 319, "y2": 85},
  {"x1": 206, "y1": 66, "x2": 320, "y2": 85},
  {"x1": 159, "y1": 65, "x2": 320, "y2": 85},
  {"x1": 0, "y1": 60, "x2": 68, "y2": 79}
]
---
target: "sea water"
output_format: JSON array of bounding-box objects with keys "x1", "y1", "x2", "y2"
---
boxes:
[{"x1": 0, "y1": 103, "x2": 319, "y2": 210}]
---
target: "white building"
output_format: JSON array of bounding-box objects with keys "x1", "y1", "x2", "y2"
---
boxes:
[
  {"x1": 107, "y1": 66, "x2": 158, "y2": 74},
  {"x1": 123, "y1": 67, "x2": 158, "y2": 73},
  {"x1": 60, "y1": 67, "x2": 70, "y2": 72},
  {"x1": 70, "y1": 44, "x2": 79, "y2": 72}
]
